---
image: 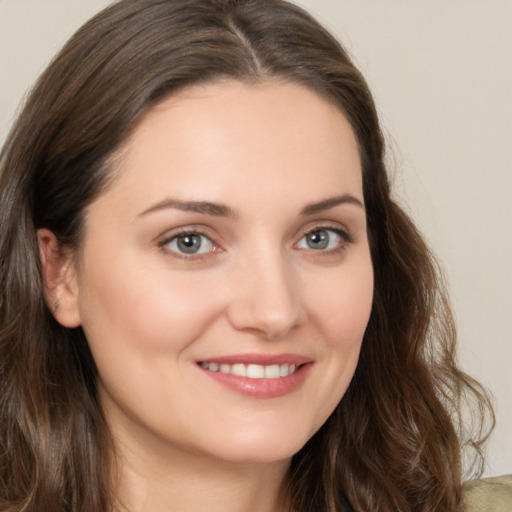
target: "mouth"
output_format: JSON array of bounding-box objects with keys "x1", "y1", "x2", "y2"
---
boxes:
[
  {"x1": 198, "y1": 361, "x2": 299, "y2": 379},
  {"x1": 196, "y1": 354, "x2": 313, "y2": 398}
]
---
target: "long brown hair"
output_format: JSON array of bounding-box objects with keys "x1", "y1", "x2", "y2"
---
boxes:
[{"x1": 0, "y1": 1, "x2": 493, "y2": 511}]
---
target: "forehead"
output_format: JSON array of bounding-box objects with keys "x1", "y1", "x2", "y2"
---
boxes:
[{"x1": 95, "y1": 80, "x2": 363, "y2": 220}]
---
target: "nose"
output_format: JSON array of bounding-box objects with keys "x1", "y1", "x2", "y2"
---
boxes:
[{"x1": 225, "y1": 247, "x2": 307, "y2": 340}]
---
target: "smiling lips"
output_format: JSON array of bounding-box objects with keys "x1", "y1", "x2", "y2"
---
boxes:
[
  {"x1": 199, "y1": 361, "x2": 297, "y2": 378},
  {"x1": 197, "y1": 354, "x2": 313, "y2": 399}
]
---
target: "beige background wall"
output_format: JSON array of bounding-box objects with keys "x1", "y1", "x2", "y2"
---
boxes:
[{"x1": 1, "y1": 0, "x2": 510, "y2": 478}]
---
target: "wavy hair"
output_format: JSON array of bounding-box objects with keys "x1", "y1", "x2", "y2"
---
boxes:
[{"x1": 0, "y1": 0, "x2": 493, "y2": 511}]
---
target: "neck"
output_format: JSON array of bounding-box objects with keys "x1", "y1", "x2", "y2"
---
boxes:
[{"x1": 111, "y1": 428, "x2": 291, "y2": 512}]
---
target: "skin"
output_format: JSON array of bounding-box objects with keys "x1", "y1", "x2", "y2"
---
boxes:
[{"x1": 40, "y1": 80, "x2": 374, "y2": 512}]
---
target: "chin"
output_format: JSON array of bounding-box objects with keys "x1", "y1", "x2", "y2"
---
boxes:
[{"x1": 199, "y1": 422, "x2": 316, "y2": 465}]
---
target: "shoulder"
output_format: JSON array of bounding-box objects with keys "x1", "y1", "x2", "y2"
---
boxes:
[{"x1": 464, "y1": 474, "x2": 512, "y2": 512}]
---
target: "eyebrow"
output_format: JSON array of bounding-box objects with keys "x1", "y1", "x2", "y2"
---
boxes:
[
  {"x1": 139, "y1": 199, "x2": 236, "y2": 218},
  {"x1": 300, "y1": 194, "x2": 365, "y2": 215},
  {"x1": 138, "y1": 194, "x2": 364, "y2": 219}
]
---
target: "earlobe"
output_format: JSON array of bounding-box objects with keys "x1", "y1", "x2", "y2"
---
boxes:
[{"x1": 37, "y1": 228, "x2": 82, "y2": 328}]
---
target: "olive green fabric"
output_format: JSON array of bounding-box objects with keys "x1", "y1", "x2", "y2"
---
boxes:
[{"x1": 464, "y1": 474, "x2": 512, "y2": 511}]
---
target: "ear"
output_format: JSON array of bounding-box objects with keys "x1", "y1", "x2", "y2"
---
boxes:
[{"x1": 37, "y1": 228, "x2": 82, "y2": 328}]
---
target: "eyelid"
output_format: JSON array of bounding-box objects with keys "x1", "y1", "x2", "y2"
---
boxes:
[
  {"x1": 293, "y1": 222, "x2": 354, "y2": 253},
  {"x1": 155, "y1": 221, "x2": 354, "y2": 260},
  {"x1": 297, "y1": 222, "x2": 353, "y2": 242},
  {"x1": 157, "y1": 226, "x2": 223, "y2": 258}
]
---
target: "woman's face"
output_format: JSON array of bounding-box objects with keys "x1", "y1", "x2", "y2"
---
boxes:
[{"x1": 66, "y1": 81, "x2": 373, "y2": 464}]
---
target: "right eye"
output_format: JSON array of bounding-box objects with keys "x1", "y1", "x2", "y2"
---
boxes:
[{"x1": 163, "y1": 232, "x2": 216, "y2": 256}]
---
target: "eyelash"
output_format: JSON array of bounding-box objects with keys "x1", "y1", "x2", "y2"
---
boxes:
[
  {"x1": 158, "y1": 224, "x2": 353, "y2": 259},
  {"x1": 158, "y1": 228, "x2": 219, "y2": 259},
  {"x1": 295, "y1": 225, "x2": 353, "y2": 253}
]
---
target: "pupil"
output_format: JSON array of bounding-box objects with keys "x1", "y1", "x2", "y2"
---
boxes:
[
  {"x1": 178, "y1": 235, "x2": 201, "y2": 253},
  {"x1": 308, "y1": 230, "x2": 329, "y2": 250}
]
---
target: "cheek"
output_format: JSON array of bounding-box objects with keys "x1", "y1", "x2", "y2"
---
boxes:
[
  {"x1": 76, "y1": 263, "x2": 228, "y2": 436},
  {"x1": 309, "y1": 256, "x2": 374, "y2": 346},
  {"x1": 305, "y1": 254, "x2": 373, "y2": 413},
  {"x1": 76, "y1": 260, "x2": 226, "y2": 359}
]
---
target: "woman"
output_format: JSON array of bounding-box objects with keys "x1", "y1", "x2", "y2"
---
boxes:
[{"x1": 0, "y1": 0, "x2": 493, "y2": 511}]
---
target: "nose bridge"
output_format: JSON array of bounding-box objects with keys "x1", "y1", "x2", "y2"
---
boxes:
[{"x1": 226, "y1": 239, "x2": 304, "y2": 339}]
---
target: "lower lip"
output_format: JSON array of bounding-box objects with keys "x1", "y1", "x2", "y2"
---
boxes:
[{"x1": 198, "y1": 363, "x2": 313, "y2": 399}]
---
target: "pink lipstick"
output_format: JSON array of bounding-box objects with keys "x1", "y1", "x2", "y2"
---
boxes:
[{"x1": 196, "y1": 353, "x2": 313, "y2": 399}]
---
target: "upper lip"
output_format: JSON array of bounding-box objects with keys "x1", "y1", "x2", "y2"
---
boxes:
[{"x1": 197, "y1": 353, "x2": 313, "y2": 366}]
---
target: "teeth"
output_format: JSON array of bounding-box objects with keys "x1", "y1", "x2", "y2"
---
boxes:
[
  {"x1": 264, "y1": 364, "x2": 280, "y2": 378},
  {"x1": 231, "y1": 364, "x2": 246, "y2": 377},
  {"x1": 247, "y1": 364, "x2": 265, "y2": 378},
  {"x1": 200, "y1": 362, "x2": 299, "y2": 379}
]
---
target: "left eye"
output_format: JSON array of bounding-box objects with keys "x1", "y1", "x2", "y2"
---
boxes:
[
  {"x1": 165, "y1": 233, "x2": 215, "y2": 255},
  {"x1": 296, "y1": 228, "x2": 343, "y2": 251}
]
